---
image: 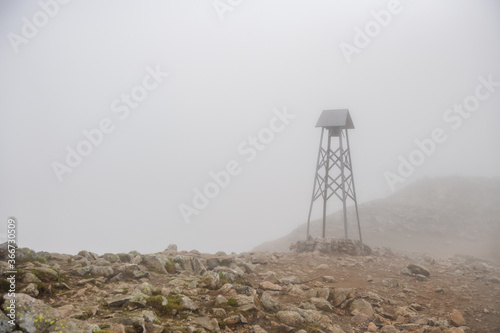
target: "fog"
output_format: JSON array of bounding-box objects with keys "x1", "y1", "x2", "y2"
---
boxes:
[{"x1": 1, "y1": 0, "x2": 499, "y2": 255}]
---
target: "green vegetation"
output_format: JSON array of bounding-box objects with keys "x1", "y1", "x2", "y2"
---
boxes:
[
  {"x1": 165, "y1": 260, "x2": 176, "y2": 274},
  {"x1": 18, "y1": 256, "x2": 48, "y2": 265},
  {"x1": 227, "y1": 298, "x2": 238, "y2": 307},
  {"x1": 218, "y1": 272, "x2": 229, "y2": 285},
  {"x1": 146, "y1": 295, "x2": 183, "y2": 317}
]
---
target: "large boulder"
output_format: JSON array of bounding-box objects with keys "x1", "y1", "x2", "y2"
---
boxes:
[{"x1": 2, "y1": 293, "x2": 60, "y2": 333}]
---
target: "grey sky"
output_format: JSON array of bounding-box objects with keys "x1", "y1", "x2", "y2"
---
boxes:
[{"x1": 1, "y1": 0, "x2": 499, "y2": 255}]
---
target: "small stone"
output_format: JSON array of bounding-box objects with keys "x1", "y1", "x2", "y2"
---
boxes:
[
  {"x1": 260, "y1": 292, "x2": 281, "y2": 313},
  {"x1": 415, "y1": 274, "x2": 428, "y2": 282},
  {"x1": 190, "y1": 258, "x2": 206, "y2": 275},
  {"x1": 22, "y1": 272, "x2": 42, "y2": 284},
  {"x1": 214, "y1": 295, "x2": 228, "y2": 306},
  {"x1": 407, "y1": 264, "x2": 430, "y2": 277},
  {"x1": 21, "y1": 283, "x2": 39, "y2": 297},
  {"x1": 193, "y1": 316, "x2": 218, "y2": 331},
  {"x1": 380, "y1": 325, "x2": 399, "y2": 333},
  {"x1": 252, "y1": 325, "x2": 268, "y2": 333},
  {"x1": 449, "y1": 309, "x2": 466, "y2": 326},
  {"x1": 180, "y1": 296, "x2": 198, "y2": 311},
  {"x1": 347, "y1": 299, "x2": 374, "y2": 317},
  {"x1": 106, "y1": 294, "x2": 132, "y2": 307},
  {"x1": 330, "y1": 287, "x2": 355, "y2": 307},
  {"x1": 264, "y1": 272, "x2": 280, "y2": 284},
  {"x1": 367, "y1": 322, "x2": 378, "y2": 332},
  {"x1": 224, "y1": 315, "x2": 242, "y2": 326},
  {"x1": 382, "y1": 278, "x2": 399, "y2": 288},
  {"x1": 212, "y1": 308, "x2": 226, "y2": 317},
  {"x1": 277, "y1": 311, "x2": 304, "y2": 327},
  {"x1": 310, "y1": 297, "x2": 333, "y2": 312},
  {"x1": 260, "y1": 281, "x2": 282, "y2": 291},
  {"x1": 351, "y1": 311, "x2": 370, "y2": 325},
  {"x1": 323, "y1": 275, "x2": 336, "y2": 283}
]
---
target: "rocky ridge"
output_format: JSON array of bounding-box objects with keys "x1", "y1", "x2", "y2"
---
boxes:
[{"x1": 1, "y1": 239, "x2": 499, "y2": 333}]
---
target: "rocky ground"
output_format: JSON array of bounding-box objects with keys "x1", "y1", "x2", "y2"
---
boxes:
[{"x1": 1, "y1": 239, "x2": 499, "y2": 333}]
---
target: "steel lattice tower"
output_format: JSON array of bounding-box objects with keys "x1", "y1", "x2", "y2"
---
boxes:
[{"x1": 306, "y1": 109, "x2": 363, "y2": 243}]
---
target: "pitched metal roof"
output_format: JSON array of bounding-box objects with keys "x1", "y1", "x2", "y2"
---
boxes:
[{"x1": 315, "y1": 109, "x2": 355, "y2": 129}]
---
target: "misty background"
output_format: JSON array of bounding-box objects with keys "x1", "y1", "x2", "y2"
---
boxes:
[{"x1": 1, "y1": 0, "x2": 499, "y2": 255}]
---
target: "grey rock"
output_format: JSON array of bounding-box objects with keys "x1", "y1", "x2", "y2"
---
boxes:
[
  {"x1": 166, "y1": 244, "x2": 178, "y2": 251},
  {"x1": 71, "y1": 265, "x2": 92, "y2": 277},
  {"x1": 55, "y1": 304, "x2": 87, "y2": 319},
  {"x1": 191, "y1": 257, "x2": 207, "y2": 275},
  {"x1": 214, "y1": 295, "x2": 228, "y2": 306},
  {"x1": 22, "y1": 272, "x2": 41, "y2": 284},
  {"x1": 106, "y1": 294, "x2": 133, "y2": 307},
  {"x1": 330, "y1": 288, "x2": 355, "y2": 307},
  {"x1": 90, "y1": 265, "x2": 114, "y2": 277},
  {"x1": 49, "y1": 253, "x2": 72, "y2": 262},
  {"x1": 310, "y1": 297, "x2": 333, "y2": 312},
  {"x1": 118, "y1": 264, "x2": 149, "y2": 279},
  {"x1": 206, "y1": 258, "x2": 220, "y2": 270},
  {"x1": 180, "y1": 296, "x2": 199, "y2": 311},
  {"x1": 77, "y1": 250, "x2": 98, "y2": 261},
  {"x1": 251, "y1": 325, "x2": 268, "y2": 333},
  {"x1": 415, "y1": 274, "x2": 428, "y2": 282},
  {"x1": 142, "y1": 254, "x2": 167, "y2": 273},
  {"x1": 29, "y1": 267, "x2": 59, "y2": 282},
  {"x1": 193, "y1": 316, "x2": 219, "y2": 331},
  {"x1": 277, "y1": 311, "x2": 304, "y2": 327},
  {"x1": 346, "y1": 299, "x2": 374, "y2": 317},
  {"x1": 102, "y1": 253, "x2": 120, "y2": 263},
  {"x1": 20, "y1": 283, "x2": 39, "y2": 297},
  {"x1": 260, "y1": 292, "x2": 281, "y2": 313},
  {"x1": 316, "y1": 287, "x2": 330, "y2": 300},
  {"x1": 212, "y1": 308, "x2": 226, "y2": 317},
  {"x1": 94, "y1": 258, "x2": 111, "y2": 266},
  {"x1": 224, "y1": 314, "x2": 244, "y2": 326},
  {"x1": 407, "y1": 264, "x2": 430, "y2": 277},
  {"x1": 0, "y1": 310, "x2": 13, "y2": 333},
  {"x1": 47, "y1": 318, "x2": 98, "y2": 333},
  {"x1": 293, "y1": 238, "x2": 371, "y2": 255},
  {"x1": 234, "y1": 294, "x2": 255, "y2": 307},
  {"x1": 322, "y1": 275, "x2": 336, "y2": 283},
  {"x1": 2, "y1": 293, "x2": 60, "y2": 333},
  {"x1": 382, "y1": 278, "x2": 399, "y2": 288},
  {"x1": 380, "y1": 325, "x2": 400, "y2": 333}
]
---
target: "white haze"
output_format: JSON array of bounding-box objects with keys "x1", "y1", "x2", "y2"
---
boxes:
[{"x1": 0, "y1": 0, "x2": 499, "y2": 255}]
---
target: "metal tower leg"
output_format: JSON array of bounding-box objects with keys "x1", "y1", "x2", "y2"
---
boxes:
[
  {"x1": 346, "y1": 131, "x2": 363, "y2": 244},
  {"x1": 322, "y1": 132, "x2": 331, "y2": 238},
  {"x1": 306, "y1": 128, "x2": 325, "y2": 239},
  {"x1": 339, "y1": 130, "x2": 348, "y2": 240}
]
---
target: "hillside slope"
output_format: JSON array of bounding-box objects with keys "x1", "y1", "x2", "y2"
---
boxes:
[{"x1": 253, "y1": 177, "x2": 500, "y2": 261}]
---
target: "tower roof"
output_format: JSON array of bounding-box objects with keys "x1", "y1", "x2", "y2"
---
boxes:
[{"x1": 315, "y1": 109, "x2": 354, "y2": 129}]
